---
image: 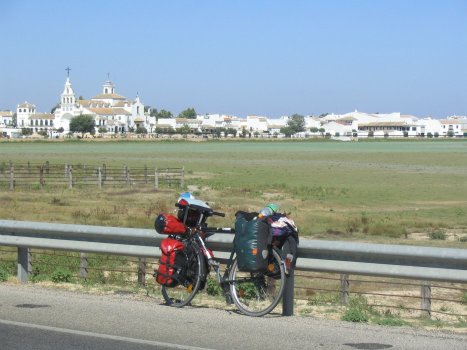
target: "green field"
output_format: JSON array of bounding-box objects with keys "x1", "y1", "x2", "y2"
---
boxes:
[{"x1": 1, "y1": 139, "x2": 467, "y2": 245}]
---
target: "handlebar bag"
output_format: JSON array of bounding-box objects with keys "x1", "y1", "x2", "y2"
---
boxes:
[
  {"x1": 156, "y1": 237, "x2": 186, "y2": 287},
  {"x1": 234, "y1": 214, "x2": 271, "y2": 272},
  {"x1": 155, "y1": 214, "x2": 187, "y2": 235}
]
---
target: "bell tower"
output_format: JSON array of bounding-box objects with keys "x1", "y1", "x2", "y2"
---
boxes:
[
  {"x1": 102, "y1": 73, "x2": 115, "y2": 95},
  {"x1": 60, "y1": 67, "x2": 76, "y2": 112}
]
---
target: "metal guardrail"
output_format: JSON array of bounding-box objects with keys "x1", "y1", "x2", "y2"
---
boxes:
[
  {"x1": 1, "y1": 219, "x2": 467, "y2": 283},
  {"x1": 2, "y1": 219, "x2": 467, "y2": 318}
]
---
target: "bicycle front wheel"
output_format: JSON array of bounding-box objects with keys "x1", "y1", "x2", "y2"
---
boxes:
[
  {"x1": 161, "y1": 244, "x2": 205, "y2": 307},
  {"x1": 229, "y1": 248, "x2": 285, "y2": 317}
]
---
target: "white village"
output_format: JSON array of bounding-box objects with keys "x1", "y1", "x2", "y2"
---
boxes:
[{"x1": 1, "y1": 71, "x2": 466, "y2": 139}]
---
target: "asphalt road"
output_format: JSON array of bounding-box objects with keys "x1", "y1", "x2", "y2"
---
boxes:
[{"x1": 0, "y1": 284, "x2": 466, "y2": 350}]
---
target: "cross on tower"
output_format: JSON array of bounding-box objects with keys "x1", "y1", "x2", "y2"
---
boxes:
[{"x1": 65, "y1": 66, "x2": 71, "y2": 77}]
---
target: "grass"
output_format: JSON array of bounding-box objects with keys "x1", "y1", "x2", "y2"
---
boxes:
[{"x1": 0, "y1": 140, "x2": 466, "y2": 243}]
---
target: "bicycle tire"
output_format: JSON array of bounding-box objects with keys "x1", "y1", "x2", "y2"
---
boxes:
[
  {"x1": 161, "y1": 242, "x2": 205, "y2": 307},
  {"x1": 229, "y1": 248, "x2": 285, "y2": 317}
]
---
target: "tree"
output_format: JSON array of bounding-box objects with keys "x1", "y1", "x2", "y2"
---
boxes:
[
  {"x1": 69, "y1": 114, "x2": 95, "y2": 137},
  {"x1": 50, "y1": 103, "x2": 60, "y2": 114},
  {"x1": 280, "y1": 126, "x2": 294, "y2": 137},
  {"x1": 310, "y1": 127, "x2": 319, "y2": 134},
  {"x1": 287, "y1": 114, "x2": 306, "y2": 134},
  {"x1": 136, "y1": 126, "x2": 148, "y2": 134},
  {"x1": 226, "y1": 128, "x2": 237, "y2": 137},
  {"x1": 150, "y1": 108, "x2": 158, "y2": 117},
  {"x1": 177, "y1": 125, "x2": 191, "y2": 136},
  {"x1": 21, "y1": 128, "x2": 33, "y2": 136},
  {"x1": 98, "y1": 126, "x2": 107, "y2": 134},
  {"x1": 178, "y1": 107, "x2": 197, "y2": 119},
  {"x1": 157, "y1": 109, "x2": 173, "y2": 119}
]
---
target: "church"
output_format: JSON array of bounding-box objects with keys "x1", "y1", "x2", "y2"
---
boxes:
[{"x1": 54, "y1": 72, "x2": 151, "y2": 133}]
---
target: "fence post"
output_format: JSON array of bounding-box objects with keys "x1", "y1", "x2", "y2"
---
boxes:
[
  {"x1": 27, "y1": 161, "x2": 31, "y2": 174},
  {"x1": 102, "y1": 163, "x2": 107, "y2": 182},
  {"x1": 17, "y1": 247, "x2": 30, "y2": 283},
  {"x1": 9, "y1": 163, "x2": 14, "y2": 190},
  {"x1": 80, "y1": 253, "x2": 88, "y2": 280},
  {"x1": 98, "y1": 167, "x2": 102, "y2": 188},
  {"x1": 39, "y1": 165, "x2": 44, "y2": 189},
  {"x1": 154, "y1": 168, "x2": 159, "y2": 189},
  {"x1": 144, "y1": 165, "x2": 148, "y2": 184},
  {"x1": 340, "y1": 273, "x2": 349, "y2": 305},
  {"x1": 181, "y1": 166, "x2": 184, "y2": 188},
  {"x1": 421, "y1": 281, "x2": 431, "y2": 317},
  {"x1": 45, "y1": 161, "x2": 50, "y2": 174},
  {"x1": 138, "y1": 257, "x2": 146, "y2": 287},
  {"x1": 68, "y1": 166, "x2": 73, "y2": 189}
]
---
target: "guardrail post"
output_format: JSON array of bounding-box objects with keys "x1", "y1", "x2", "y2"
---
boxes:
[
  {"x1": 17, "y1": 247, "x2": 30, "y2": 283},
  {"x1": 282, "y1": 267, "x2": 295, "y2": 316},
  {"x1": 282, "y1": 237, "x2": 297, "y2": 316},
  {"x1": 421, "y1": 281, "x2": 431, "y2": 317},
  {"x1": 80, "y1": 253, "x2": 88, "y2": 280},
  {"x1": 340, "y1": 273, "x2": 349, "y2": 305},
  {"x1": 138, "y1": 257, "x2": 146, "y2": 287}
]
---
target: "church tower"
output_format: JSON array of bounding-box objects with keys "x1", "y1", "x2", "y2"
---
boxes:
[
  {"x1": 102, "y1": 78, "x2": 115, "y2": 95},
  {"x1": 60, "y1": 68, "x2": 76, "y2": 112}
]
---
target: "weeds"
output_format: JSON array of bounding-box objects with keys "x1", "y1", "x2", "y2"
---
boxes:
[
  {"x1": 461, "y1": 292, "x2": 467, "y2": 305},
  {"x1": 206, "y1": 277, "x2": 222, "y2": 296},
  {"x1": 341, "y1": 295, "x2": 372, "y2": 323},
  {"x1": 430, "y1": 231, "x2": 447, "y2": 240},
  {"x1": 307, "y1": 292, "x2": 340, "y2": 306},
  {"x1": 51, "y1": 268, "x2": 73, "y2": 283},
  {"x1": 0, "y1": 268, "x2": 9, "y2": 282}
]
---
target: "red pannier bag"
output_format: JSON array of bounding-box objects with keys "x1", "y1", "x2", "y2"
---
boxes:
[
  {"x1": 156, "y1": 237, "x2": 185, "y2": 287},
  {"x1": 154, "y1": 213, "x2": 187, "y2": 235}
]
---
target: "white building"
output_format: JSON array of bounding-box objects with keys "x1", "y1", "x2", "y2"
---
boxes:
[{"x1": 0, "y1": 110, "x2": 14, "y2": 127}]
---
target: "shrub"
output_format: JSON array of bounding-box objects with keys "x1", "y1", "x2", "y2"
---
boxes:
[
  {"x1": 0, "y1": 268, "x2": 9, "y2": 282},
  {"x1": 342, "y1": 295, "x2": 371, "y2": 323},
  {"x1": 369, "y1": 222, "x2": 406, "y2": 238},
  {"x1": 459, "y1": 235, "x2": 467, "y2": 243},
  {"x1": 461, "y1": 292, "x2": 467, "y2": 305},
  {"x1": 430, "y1": 231, "x2": 447, "y2": 240},
  {"x1": 342, "y1": 307, "x2": 369, "y2": 322},
  {"x1": 51, "y1": 268, "x2": 73, "y2": 283},
  {"x1": 206, "y1": 277, "x2": 222, "y2": 296}
]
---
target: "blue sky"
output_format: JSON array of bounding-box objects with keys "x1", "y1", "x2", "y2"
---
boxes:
[{"x1": 1, "y1": 0, "x2": 466, "y2": 118}]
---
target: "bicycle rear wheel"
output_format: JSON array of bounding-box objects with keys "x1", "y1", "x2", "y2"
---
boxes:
[
  {"x1": 161, "y1": 244, "x2": 205, "y2": 307},
  {"x1": 229, "y1": 248, "x2": 285, "y2": 317}
]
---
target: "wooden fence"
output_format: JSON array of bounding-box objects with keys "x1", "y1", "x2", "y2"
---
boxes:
[{"x1": 0, "y1": 161, "x2": 184, "y2": 190}]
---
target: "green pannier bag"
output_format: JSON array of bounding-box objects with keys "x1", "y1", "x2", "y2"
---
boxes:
[{"x1": 234, "y1": 213, "x2": 271, "y2": 272}]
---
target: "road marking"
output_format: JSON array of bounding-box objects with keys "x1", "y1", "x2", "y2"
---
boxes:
[{"x1": 0, "y1": 318, "x2": 214, "y2": 350}]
